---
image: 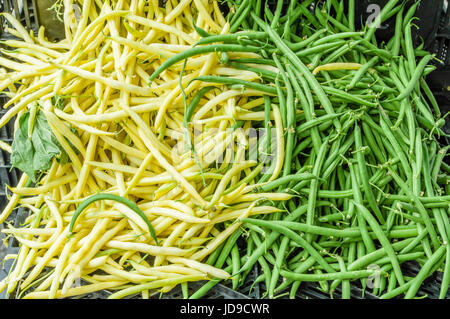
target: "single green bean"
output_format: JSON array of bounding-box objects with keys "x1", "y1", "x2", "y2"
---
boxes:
[
  {"x1": 391, "y1": 54, "x2": 434, "y2": 101},
  {"x1": 149, "y1": 44, "x2": 262, "y2": 82},
  {"x1": 405, "y1": 245, "x2": 446, "y2": 299},
  {"x1": 191, "y1": 75, "x2": 277, "y2": 94},
  {"x1": 353, "y1": 202, "x2": 405, "y2": 285},
  {"x1": 68, "y1": 193, "x2": 158, "y2": 245}
]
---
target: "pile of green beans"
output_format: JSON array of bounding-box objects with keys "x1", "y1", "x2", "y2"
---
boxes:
[{"x1": 150, "y1": 0, "x2": 450, "y2": 299}]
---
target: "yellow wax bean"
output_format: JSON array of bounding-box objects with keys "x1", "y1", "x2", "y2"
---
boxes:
[
  {"x1": 104, "y1": 240, "x2": 190, "y2": 256},
  {"x1": 313, "y1": 62, "x2": 363, "y2": 75}
]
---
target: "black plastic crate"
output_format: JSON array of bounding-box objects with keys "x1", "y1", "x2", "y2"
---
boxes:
[{"x1": 0, "y1": 97, "x2": 20, "y2": 213}]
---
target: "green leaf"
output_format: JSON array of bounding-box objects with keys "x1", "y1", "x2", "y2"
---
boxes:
[
  {"x1": 31, "y1": 112, "x2": 61, "y2": 172},
  {"x1": 11, "y1": 115, "x2": 35, "y2": 180},
  {"x1": 11, "y1": 109, "x2": 68, "y2": 182}
]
